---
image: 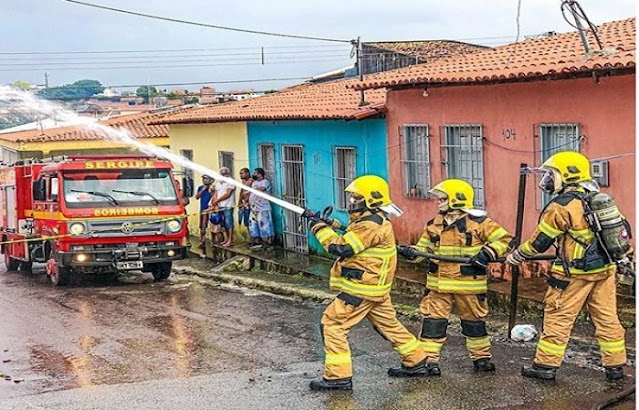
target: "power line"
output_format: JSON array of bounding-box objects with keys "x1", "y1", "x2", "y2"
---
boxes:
[
  {"x1": 0, "y1": 58, "x2": 349, "y2": 72},
  {"x1": 0, "y1": 48, "x2": 349, "y2": 62},
  {"x1": 31, "y1": 77, "x2": 310, "y2": 89},
  {"x1": 63, "y1": 0, "x2": 352, "y2": 44},
  {"x1": 0, "y1": 45, "x2": 346, "y2": 56},
  {"x1": 0, "y1": 54, "x2": 350, "y2": 67}
]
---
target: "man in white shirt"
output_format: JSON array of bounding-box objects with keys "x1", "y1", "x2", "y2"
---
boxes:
[{"x1": 209, "y1": 167, "x2": 236, "y2": 247}]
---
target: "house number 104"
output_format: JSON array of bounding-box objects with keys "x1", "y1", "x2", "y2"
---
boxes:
[{"x1": 502, "y1": 128, "x2": 516, "y2": 140}]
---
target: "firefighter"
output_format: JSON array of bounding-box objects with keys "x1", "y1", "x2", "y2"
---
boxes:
[
  {"x1": 307, "y1": 175, "x2": 427, "y2": 391},
  {"x1": 397, "y1": 179, "x2": 512, "y2": 375},
  {"x1": 507, "y1": 151, "x2": 628, "y2": 381}
]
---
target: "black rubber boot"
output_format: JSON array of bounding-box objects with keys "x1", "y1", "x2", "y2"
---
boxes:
[
  {"x1": 605, "y1": 367, "x2": 625, "y2": 381},
  {"x1": 388, "y1": 360, "x2": 441, "y2": 377},
  {"x1": 309, "y1": 377, "x2": 353, "y2": 391},
  {"x1": 473, "y1": 358, "x2": 496, "y2": 372},
  {"x1": 521, "y1": 364, "x2": 557, "y2": 380}
]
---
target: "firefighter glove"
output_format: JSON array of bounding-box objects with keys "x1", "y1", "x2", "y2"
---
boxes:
[
  {"x1": 471, "y1": 247, "x2": 494, "y2": 268},
  {"x1": 506, "y1": 249, "x2": 527, "y2": 266},
  {"x1": 397, "y1": 245, "x2": 418, "y2": 260},
  {"x1": 305, "y1": 209, "x2": 323, "y2": 229}
]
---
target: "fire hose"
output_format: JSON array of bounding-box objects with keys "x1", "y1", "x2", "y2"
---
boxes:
[{"x1": 410, "y1": 250, "x2": 557, "y2": 264}]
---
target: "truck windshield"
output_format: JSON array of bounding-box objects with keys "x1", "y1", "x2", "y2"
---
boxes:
[{"x1": 63, "y1": 169, "x2": 179, "y2": 208}]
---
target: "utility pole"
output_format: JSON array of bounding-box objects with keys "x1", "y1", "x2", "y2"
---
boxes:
[
  {"x1": 355, "y1": 36, "x2": 365, "y2": 106},
  {"x1": 44, "y1": 72, "x2": 49, "y2": 88}
]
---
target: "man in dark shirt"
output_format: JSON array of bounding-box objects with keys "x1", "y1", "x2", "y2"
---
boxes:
[{"x1": 195, "y1": 175, "x2": 213, "y2": 248}]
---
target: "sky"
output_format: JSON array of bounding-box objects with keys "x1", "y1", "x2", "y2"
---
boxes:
[{"x1": 0, "y1": 0, "x2": 635, "y2": 93}]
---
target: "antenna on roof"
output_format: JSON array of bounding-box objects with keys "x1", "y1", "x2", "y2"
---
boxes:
[
  {"x1": 560, "y1": 0, "x2": 603, "y2": 54},
  {"x1": 353, "y1": 37, "x2": 367, "y2": 107}
]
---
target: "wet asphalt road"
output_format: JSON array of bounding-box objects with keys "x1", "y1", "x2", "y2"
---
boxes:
[{"x1": 0, "y1": 265, "x2": 635, "y2": 410}]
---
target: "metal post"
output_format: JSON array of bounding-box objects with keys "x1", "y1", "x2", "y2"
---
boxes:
[
  {"x1": 508, "y1": 163, "x2": 529, "y2": 336},
  {"x1": 566, "y1": 0, "x2": 591, "y2": 54},
  {"x1": 356, "y1": 36, "x2": 365, "y2": 106}
]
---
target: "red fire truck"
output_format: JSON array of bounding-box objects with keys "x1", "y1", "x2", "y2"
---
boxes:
[{"x1": 0, "y1": 155, "x2": 193, "y2": 285}]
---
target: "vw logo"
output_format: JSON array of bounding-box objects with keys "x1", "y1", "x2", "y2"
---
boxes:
[{"x1": 120, "y1": 222, "x2": 134, "y2": 234}]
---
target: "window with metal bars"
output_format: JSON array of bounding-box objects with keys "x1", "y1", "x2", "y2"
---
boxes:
[
  {"x1": 401, "y1": 125, "x2": 431, "y2": 198},
  {"x1": 179, "y1": 149, "x2": 194, "y2": 179},
  {"x1": 258, "y1": 144, "x2": 275, "y2": 184},
  {"x1": 218, "y1": 151, "x2": 234, "y2": 176},
  {"x1": 539, "y1": 123, "x2": 581, "y2": 206},
  {"x1": 334, "y1": 147, "x2": 357, "y2": 209},
  {"x1": 442, "y1": 124, "x2": 485, "y2": 208},
  {"x1": 0, "y1": 147, "x2": 17, "y2": 165}
]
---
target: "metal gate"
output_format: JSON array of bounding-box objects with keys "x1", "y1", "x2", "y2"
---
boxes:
[{"x1": 280, "y1": 145, "x2": 307, "y2": 253}]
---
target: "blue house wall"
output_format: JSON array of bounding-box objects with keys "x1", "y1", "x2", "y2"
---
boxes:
[{"x1": 247, "y1": 119, "x2": 388, "y2": 255}]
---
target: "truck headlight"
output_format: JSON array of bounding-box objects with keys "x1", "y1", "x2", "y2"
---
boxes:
[
  {"x1": 69, "y1": 222, "x2": 86, "y2": 236},
  {"x1": 166, "y1": 219, "x2": 182, "y2": 233}
]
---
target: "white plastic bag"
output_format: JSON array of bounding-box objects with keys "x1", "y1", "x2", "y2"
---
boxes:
[{"x1": 510, "y1": 324, "x2": 538, "y2": 342}]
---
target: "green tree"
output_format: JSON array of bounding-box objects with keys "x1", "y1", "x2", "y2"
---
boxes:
[
  {"x1": 37, "y1": 79, "x2": 104, "y2": 100},
  {"x1": 10, "y1": 80, "x2": 31, "y2": 91},
  {"x1": 183, "y1": 96, "x2": 199, "y2": 104},
  {"x1": 136, "y1": 86, "x2": 159, "y2": 102}
]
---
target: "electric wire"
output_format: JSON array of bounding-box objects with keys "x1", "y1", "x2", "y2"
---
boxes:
[
  {"x1": 63, "y1": 0, "x2": 352, "y2": 44},
  {"x1": 560, "y1": 0, "x2": 603, "y2": 50},
  {"x1": 504, "y1": 0, "x2": 523, "y2": 68}
]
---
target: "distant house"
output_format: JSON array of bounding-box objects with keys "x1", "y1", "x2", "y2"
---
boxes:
[
  {"x1": 0, "y1": 111, "x2": 175, "y2": 160},
  {"x1": 360, "y1": 40, "x2": 488, "y2": 74},
  {"x1": 152, "y1": 79, "x2": 388, "y2": 254},
  {"x1": 351, "y1": 17, "x2": 636, "y2": 244}
]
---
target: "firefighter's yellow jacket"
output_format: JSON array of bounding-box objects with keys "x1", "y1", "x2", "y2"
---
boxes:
[
  {"x1": 413, "y1": 213, "x2": 512, "y2": 294},
  {"x1": 518, "y1": 187, "x2": 616, "y2": 279},
  {"x1": 311, "y1": 211, "x2": 397, "y2": 302}
]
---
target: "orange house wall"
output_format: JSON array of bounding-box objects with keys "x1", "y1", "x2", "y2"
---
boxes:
[{"x1": 385, "y1": 75, "x2": 635, "y2": 244}]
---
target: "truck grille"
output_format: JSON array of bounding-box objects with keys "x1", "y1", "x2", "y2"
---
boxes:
[{"x1": 88, "y1": 219, "x2": 164, "y2": 237}]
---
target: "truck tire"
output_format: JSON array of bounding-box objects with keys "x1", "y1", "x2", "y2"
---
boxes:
[
  {"x1": 151, "y1": 262, "x2": 172, "y2": 281},
  {"x1": 19, "y1": 261, "x2": 33, "y2": 273},
  {"x1": 4, "y1": 253, "x2": 20, "y2": 271},
  {"x1": 46, "y1": 259, "x2": 70, "y2": 286}
]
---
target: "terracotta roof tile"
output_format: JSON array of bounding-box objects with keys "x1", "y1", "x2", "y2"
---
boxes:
[
  {"x1": 150, "y1": 78, "x2": 386, "y2": 125},
  {"x1": 364, "y1": 40, "x2": 488, "y2": 60},
  {"x1": 353, "y1": 18, "x2": 636, "y2": 90},
  {"x1": 0, "y1": 111, "x2": 171, "y2": 144}
]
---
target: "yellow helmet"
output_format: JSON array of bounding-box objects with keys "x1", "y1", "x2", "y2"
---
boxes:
[
  {"x1": 429, "y1": 179, "x2": 474, "y2": 210},
  {"x1": 345, "y1": 175, "x2": 391, "y2": 209},
  {"x1": 541, "y1": 151, "x2": 591, "y2": 184}
]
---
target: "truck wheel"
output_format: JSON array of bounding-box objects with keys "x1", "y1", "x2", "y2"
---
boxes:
[
  {"x1": 152, "y1": 262, "x2": 172, "y2": 281},
  {"x1": 46, "y1": 259, "x2": 70, "y2": 286},
  {"x1": 4, "y1": 253, "x2": 20, "y2": 271},
  {"x1": 19, "y1": 261, "x2": 33, "y2": 273}
]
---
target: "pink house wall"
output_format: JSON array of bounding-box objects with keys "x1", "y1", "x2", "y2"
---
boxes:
[{"x1": 385, "y1": 75, "x2": 635, "y2": 245}]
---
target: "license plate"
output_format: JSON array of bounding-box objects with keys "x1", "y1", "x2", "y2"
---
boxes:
[{"x1": 116, "y1": 261, "x2": 143, "y2": 270}]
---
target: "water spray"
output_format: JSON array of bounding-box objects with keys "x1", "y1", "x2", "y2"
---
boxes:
[{"x1": 0, "y1": 85, "x2": 306, "y2": 215}]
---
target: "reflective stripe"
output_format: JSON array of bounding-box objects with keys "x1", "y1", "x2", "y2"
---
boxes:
[
  {"x1": 378, "y1": 255, "x2": 391, "y2": 286},
  {"x1": 315, "y1": 227, "x2": 338, "y2": 244},
  {"x1": 489, "y1": 240, "x2": 508, "y2": 255},
  {"x1": 598, "y1": 339, "x2": 625, "y2": 354},
  {"x1": 329, "y1": 277, "x2": 392, "y2": 297},
  {"x1": 325, "y1": 352, "x2": 352, "y2": 365},
  {"x1": 426, "y1": 275, "x2": 487, "y2": 293},
  {"x1": 537, "y1": 339, "x2": 567, "y2": 356},
  {"x1": 488, "y1": 227, "x2": 508, "y2": 242},
  {"x1": 539, "y1": 221, "x2": 563, "y2": 239},
  {"x1": 343, "y1": 231, "x2": 365, "y2": 254},
  {"x1": 422, "y1": 340, "x2": 444, "y2": 354},
  {"x1": 551, "y1": 263, "x2": 613, "y2": 275},
  {"x1": 568, "y1": 228, "x2": 593, "y2": 238},
  {"x1": 436, "y1": 245, "x2": 483, "y2": 257},
  {"x1": 417, "y1": 237, "x2": 433, "y2": 250},
  {"x1": 573, "y1": 243, "x2": 586, "y2": 260},
  {"x1": 521, "y1": 241, "x2": 536, "y2": 256},
  {"x1": 358, "y1": 247, "x2": 396, "y2": 258},
  {"x1": 395, "y1": 337, "x2": 420, "y2": 355},
  {"x1": 466, "y1": 336, "x2": 491, "y2": 349}
]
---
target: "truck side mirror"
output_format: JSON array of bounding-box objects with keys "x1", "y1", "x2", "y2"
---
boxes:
[{"x1": 182, "y1": 176, "x2": 194, "y2": 198}]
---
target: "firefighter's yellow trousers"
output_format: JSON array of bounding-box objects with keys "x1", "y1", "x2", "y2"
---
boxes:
[
  {"x1": 419, "y1": 290, "x2": 491, "y2": 363},
  {"x1": 321, "y1": 293, "x2": 426, "y2": 379},
  {"x1": 535, "y1": 272, "x2": 626, "y2": 368}
]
